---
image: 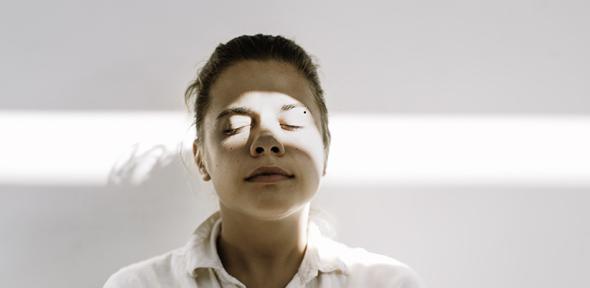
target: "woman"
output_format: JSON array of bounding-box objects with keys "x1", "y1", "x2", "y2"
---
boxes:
[{"x1": 104, "y1": 34, "x2": 422, "y2": 288}]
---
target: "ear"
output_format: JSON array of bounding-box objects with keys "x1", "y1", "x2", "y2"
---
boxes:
[{"x1": 193, "y1": 138, "x2": 211, "y2": 181}]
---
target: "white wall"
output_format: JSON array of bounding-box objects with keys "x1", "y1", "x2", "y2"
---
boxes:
[{"x1": 1, "y1": 1, "x2": 589, "y2": 287}]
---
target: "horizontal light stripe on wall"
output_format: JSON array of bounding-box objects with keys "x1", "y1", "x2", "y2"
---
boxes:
[{"x1": 1, "y1": 111, "x2": 588, "y2": 186}]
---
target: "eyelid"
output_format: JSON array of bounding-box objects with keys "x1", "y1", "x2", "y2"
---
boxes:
[
  {"x1": 281, "y1": 124, "x2": 303, "y2": 130},
  {"x1": 222, "y1": 125, "x2": 250, "y2": 135}
]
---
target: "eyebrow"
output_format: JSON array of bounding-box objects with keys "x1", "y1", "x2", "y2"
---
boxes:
[{"x1": 215, "y1": 103, "x2": 305, "y2": 121}]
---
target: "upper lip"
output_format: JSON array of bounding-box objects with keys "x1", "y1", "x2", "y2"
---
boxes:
[{"x1": 245, "y1": 166, "x2": 294, "y2": 180}]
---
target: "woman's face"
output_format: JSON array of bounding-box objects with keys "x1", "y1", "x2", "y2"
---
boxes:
[{"x1": 194, "y1": 60, "x2": 327, "y2": 220}]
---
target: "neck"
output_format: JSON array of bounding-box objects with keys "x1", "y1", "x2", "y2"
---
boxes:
[{"x1": 216, "y1": 204, "x2": 310, "y2": 287}]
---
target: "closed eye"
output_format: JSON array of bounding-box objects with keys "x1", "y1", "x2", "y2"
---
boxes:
[
  {"x1": 223, "y1": 125, "x2": 249, "y2": 136},
  {"x1": 224, "y1": 124, "x2": 302, "y2": 136},
  {"x1": 281, "y1": 124, "x2": 303, "y2": 130}
]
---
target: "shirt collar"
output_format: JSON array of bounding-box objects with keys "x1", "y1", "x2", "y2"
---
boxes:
[
  {"x1": 184, "y1": 211, "x2": 225, "y2": 277},
  {"x1": 183, "y1": 211, "x2": 349, "y2": 280},
  {"x1": 279, "y1": 222, "x2": 350, "y2": 286}
]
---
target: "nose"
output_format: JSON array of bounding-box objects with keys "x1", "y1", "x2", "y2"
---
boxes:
[{"x1": 250, "y1": 131, "x2": 285, "y2": 157}]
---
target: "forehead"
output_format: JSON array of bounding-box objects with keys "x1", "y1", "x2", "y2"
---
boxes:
[{"x1": 207, "y1": 60, "x2": 317, "y2": 117}]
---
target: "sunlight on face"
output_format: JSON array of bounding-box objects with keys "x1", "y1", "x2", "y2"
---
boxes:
[{"x1": 199, "y1": 60, "x2": 326, "y2": 220}]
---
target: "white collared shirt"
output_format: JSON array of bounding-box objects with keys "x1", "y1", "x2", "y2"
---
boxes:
[{"x1": 104, "y1": 212, "x2": 422, "y2": 288}]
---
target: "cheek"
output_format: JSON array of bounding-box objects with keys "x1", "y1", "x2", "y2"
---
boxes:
[
  {"x1": 288, "y1": 128, "x2": 325, "y2": 173},
  {"x1": 210, "y1": 144, "x2": 243, "y2": 175},
  {"x1": 204, "y1": 136, "x2": 244, "y2": 178},
  {"x1": 220, "y1": 131, "x2": 250, "y2": 149}
]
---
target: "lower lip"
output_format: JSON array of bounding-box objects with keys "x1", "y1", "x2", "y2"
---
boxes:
[{"x1": 246, "y1": 174, "x2": 294, "y2": 183}]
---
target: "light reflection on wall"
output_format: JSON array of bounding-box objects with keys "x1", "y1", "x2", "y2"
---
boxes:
[{"x1": 1, "y1": 111, "x2": 589, "y2": 186}]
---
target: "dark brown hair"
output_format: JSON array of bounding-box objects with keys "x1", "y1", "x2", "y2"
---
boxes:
[{"x1": 184, "y1": 34, "x2": 331, "y2": 154}]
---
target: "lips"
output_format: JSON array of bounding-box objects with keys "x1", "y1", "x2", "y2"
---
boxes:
[{"x1": 245, "y1": 166, "x2": 294, "y2": 182}]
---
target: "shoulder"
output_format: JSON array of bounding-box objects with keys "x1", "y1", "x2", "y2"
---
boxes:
[
  {"x1": 321, "y1": 238, "x2": 423, "y2": 288},
  {"x1": 103, "y1": 247, "x2": 187, "y2": 288}
]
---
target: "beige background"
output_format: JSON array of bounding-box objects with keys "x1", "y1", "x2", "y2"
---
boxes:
[{"x1": 1, "y1": 0, "x2": 589, "y2": 287}]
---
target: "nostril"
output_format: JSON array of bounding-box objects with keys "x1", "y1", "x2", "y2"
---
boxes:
[
  {"x1": 255, "y1": 147, "x2": 264, "y2": 154},
  {"x1": 271, "y1": 146, "x2": 280, "y2": 153}
]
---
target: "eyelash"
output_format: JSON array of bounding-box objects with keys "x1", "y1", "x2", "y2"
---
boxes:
[{"x1": 222, "y1": 124, "x2": 303, "y2": 136}]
